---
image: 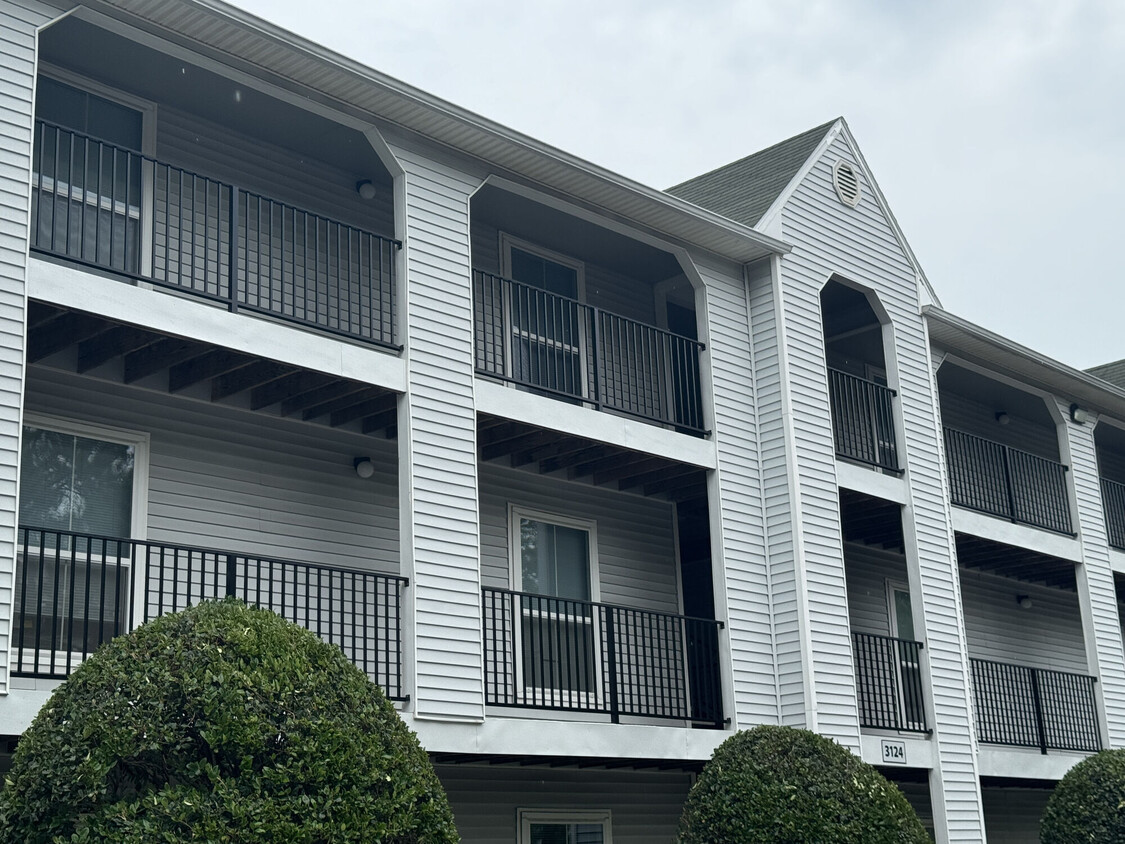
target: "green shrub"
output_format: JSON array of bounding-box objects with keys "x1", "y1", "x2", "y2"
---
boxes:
[
  {"x1": 678, "y1": 725, "x2": 928, "y2": 843},
  {"x1": 0, "y1": 598, "x2": 459, "y2": 843},
  {"x1": 1040, "y1": 749, "x2": 1125, "y2": 843}
]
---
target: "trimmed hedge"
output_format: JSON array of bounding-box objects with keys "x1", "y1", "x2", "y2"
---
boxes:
[
  {"x1": 1040, "y1": 749, "x2": 1125, "y2": 843},
  {"x1": 678, "y1": 725, "x2": 928, "y2": 843},
  {"x1": 0, "y1": 598, "x2": 459, "y2": 843}
]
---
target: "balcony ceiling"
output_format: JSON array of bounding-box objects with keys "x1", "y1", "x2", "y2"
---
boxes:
[
  {"x1": 477, "y1": 414, "x2": 706, "y2": 504},
  {"x1": 955, "y1": 533, "x2": 1077, "y2": 591},
  {"x1": 26, "y1": 300, "x2": 399, "y2": 437},
  {"x1": 839, "y1": 489, "x2": 905, "y2": 553},
  {"x1": 431, "y1": 753, "x2": 704, "y2": 773}
]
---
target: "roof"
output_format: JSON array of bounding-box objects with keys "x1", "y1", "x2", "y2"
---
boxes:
[
  {"x1": 925, "y1": 307, "x2": 1125, "y2": 421},
  {"x1": 87, "y1": 0, "x2": 789, "y2": 264},
  {"x1": 1087, "y1": 359, "x2": 1125, "y2": 390},
  {"x1": 665, "y1": 120, "x2": 838, "y2": 226}
]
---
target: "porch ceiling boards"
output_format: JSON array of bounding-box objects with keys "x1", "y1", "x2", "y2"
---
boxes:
[
  {"x1": 955, "y1": 533, "x2": 1077, "y2": 591},
  {"x1": 26, "y1": 301, "x2": 399, "y2": 437},
  {"x1": 477, "y1": 414, "x2": 706, "y2": 503},
  {"x1": 839, "y1": 489, "x2": 905, "y2": 553}
]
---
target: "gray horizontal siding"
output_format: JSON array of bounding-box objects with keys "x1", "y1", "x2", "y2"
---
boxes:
[
  {"x1": 844, "y1": 544, "x2": 910, "y2": 637},
  {"x1": 437, "y1": 765, "x2": 692, "y2": 844},
  {"x1": 478, "y1": 462, "x2": 679, "y2": 613},
  {"x1": 470, "y1": 220, "x2": 657, "y2": 325},
  {"x1": 940, "y1": 390, "x2": 1060, "y2": 462},
  {"x1": 959, "y1": 569, "x2": 1087, "y2": 674},
  {"x1": 24, "y1": 367, "x2": 398, "y2": 572},
  {"x1": 981, "y1": 787, "x2": 1051, "y2": 844},
  {"x1": 154, "y1": 104, "x2": 395, "y2": 239},
  {"x1": 0, "y1": 0, "x2": 58, "y2": 696}
]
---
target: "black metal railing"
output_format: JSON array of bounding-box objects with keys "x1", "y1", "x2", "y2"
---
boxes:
[
  {"x1": 943, "y1": 428, "x2": 1073, "y2": 534},
  {"x1": 828, "y1": 369, "x2": 899, "y2": 471},
  {"x1": 852, "y1": 631, "x2": 928, "y2": 733},
  {"x1": 473, "y1": 271, "x2": 706, "y2": 435},
  {"x1": 481, "y1": 586, "x2": 723, "y2": 727},
  {"x1": 31, "y1": 120, "x2": 399, "y2": 348},
  {"x1": 970, "y1": 658, "x2": 1100, "y2": 753},
  {"x1": 1101, "y1": 478, "x2": 1125, "y2": 550},
  {"x1": 11, "y1": 526, "x2": 407, "y2": 699}
]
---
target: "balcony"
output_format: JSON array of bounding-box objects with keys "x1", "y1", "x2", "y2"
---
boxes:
[
  {"x1": 11, "y1": 526, "x2": 407, "y2": 700},
  {"x1": 851, "y1": 631, "x2": 929, "y2": 733},
  {"x1": 970, "y1": 658, "x2": 1099, "y2": 754},
  {"x1": 31, "y1": 121, "x2": 399, "y2": 349},
  {"x1": 481, "y1": 586, "x2": 723, "y2": 728},
  {"x1": 472, "y1": 272, "x2": 706, "y2": 435},
  {"x1": 943, "y1": 428, "x2": 1072, "y2": 534},
  {"x1": 1101, "y1": 478, "x2": 1125, "y2": 550},
  {"x1": 828, "y1": 369, "x2": 899, "y2": 471}
]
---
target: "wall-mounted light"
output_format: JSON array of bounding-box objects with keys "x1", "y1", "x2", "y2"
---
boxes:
[
  {"x1": 356, "y1": 180, "x2": 377, "y2": 201},
  {"x1": 1070, "y1": 403, "x2": 1090, "y2": 425},
  {"x1": 1016, "y1": 595, "x2": 1033, "y2": 610},
  {"x1": 995, "y1": 411, "x2": 1010, "y2": 426},
  {"x1": 354, "y1": 457, "x2": 375, "y2": 479}
]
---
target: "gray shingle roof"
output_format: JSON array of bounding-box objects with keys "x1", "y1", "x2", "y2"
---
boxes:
[
  {"x1": 1087, "y1": 359, "x2": 1125, "y2": 389},
  {"x1": 666, "y1": 119, "x2": 839, "y2": 226}
]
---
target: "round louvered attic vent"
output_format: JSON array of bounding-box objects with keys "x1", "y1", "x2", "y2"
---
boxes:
[{"x1": 832, "y1": 160, "x2": 862, "y2": 207}]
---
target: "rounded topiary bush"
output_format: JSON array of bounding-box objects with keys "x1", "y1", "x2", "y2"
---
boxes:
[
  {"x1": 1040, "y1": 749, "x2": 1125, "y2": 843},
  {"x1": 0, "y1": 598, "x2": 459, "y2": 843},
  {"x1": 678, "y1": 725, "x2": 928, "y2": 844}
]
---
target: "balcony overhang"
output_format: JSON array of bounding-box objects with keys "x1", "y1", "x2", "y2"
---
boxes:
[
  {"x1": 26, "y1": 299, "x2": 400, "y2": 438},
  {"x1": 955, "y1": 533, "x2": 1077, "y2": 591}
]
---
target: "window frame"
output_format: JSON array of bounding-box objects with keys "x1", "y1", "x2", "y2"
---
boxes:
[
  {"x1": 14, "y1": 414, "x2": 151, "y2": 665},
  {"x1": 509, "y1": 505, "x2": 601, "y2": 707},
  {"x1": 886, "y1": 578, "x2": 925, "y2": 732},
  {"x1": 33, "y1": 65, "x2": 158, "y2": 275},
  {"x1": 517, "y1": 808, "x2": 613, "y2": 844}
]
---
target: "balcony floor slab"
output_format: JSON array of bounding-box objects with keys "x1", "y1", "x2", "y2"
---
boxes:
[{"x1": 951, "y1": 507, "x2": 1082, "y2": 562}]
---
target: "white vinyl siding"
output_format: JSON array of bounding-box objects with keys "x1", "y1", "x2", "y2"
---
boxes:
[
  {"x1": 705, "y1": 256, "x2": 776, "y2": 726},
  {"x1": 24, "y1": 367, "x2": 398, "y2": 572},
  {"x1": 845, "y1": 544, "x2": 910, "y2": 637},
  {"x1": 392, "y1": 140, "x2": 485, "y2": 721},
  {"x1": 437, "y1": 766, "x2": 689, "y2": 844},
  {"x1": 0, "y1": 0, "x2": 61, "y2": 696},
  {"x1": 780, "y1": 130, "x2": 984, "y2": 838}
]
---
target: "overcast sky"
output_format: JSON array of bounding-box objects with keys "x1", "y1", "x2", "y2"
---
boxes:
[{"x1": 233, "y1": 0, "x2": 1124, "y2": 371}]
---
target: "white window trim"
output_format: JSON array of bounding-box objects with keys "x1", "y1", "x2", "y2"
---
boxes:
[
  {"x1": 509, "y1": 504, "x2": 599, "y2": 601},
  {"x1": 15, "y1": 414, "x2": 151, "y2": 660},
  {"x1": 21, "y1": 413, "x2": 151, "y2": 541},
  {"x1": 517, "y1": 809, "x2": 613, "y2": 844},
  {"x1": 35, "y1": 65, "x2": 158, "y2": 275},
  {"x1": 499, "y1": 233, "x2": 587, "y2": 302},
  {"x1": 509, "y1": 505, "x2": 601, "y2": 708}
]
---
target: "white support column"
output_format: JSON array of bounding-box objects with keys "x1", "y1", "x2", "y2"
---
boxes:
[
  {"x1": 0, "y1": 0, "x2": 60, "y2": 697},
  {"x1": 386, "y1": 137, "x2": 486, "y2": 722},
  {"x1": 1058, "y1": 407, "x2": 1125, "y2": 748}
]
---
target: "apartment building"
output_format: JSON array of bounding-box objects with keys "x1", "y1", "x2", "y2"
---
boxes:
[{"x1": 0, "y1": 2, "x2": 1122, "y2": 842}]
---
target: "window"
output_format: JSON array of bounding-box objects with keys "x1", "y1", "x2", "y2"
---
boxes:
[
  {"x1": 32, "y1": 72, "x2": 149, "y2": 273},
  {"x1": 518, "y1": 810, "x2": 612, "y2": 844},
  {"x1": 887, "y1": 581, "x2": 925, "y2": 731},
  {"x1": 511, "y1": 507, "x2": 599, "y2": 704},
  {"x1": 13, "y1": 417, "x2": 147, "y2": 660},
  {"x1": 501, "y1": 235, "x2": 586, "y2": 398}
]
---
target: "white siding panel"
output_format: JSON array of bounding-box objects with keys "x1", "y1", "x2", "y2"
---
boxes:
[
  {"x1": 704, "y1": 257, "x2": 776, "y2": 726},
  {"x1": 845, "y1": 544, "x2": 910, "y2": 636},
  {"x1": 1065, "y1": 413, "x2": 1125, "y2": 746},
  {"x1": 392, "y1": 142, "x2": 484, "y2": 720},
  {"x1": 781, "y1": 131, "x2": 984, "y2": 839},
  {"x1": 0, "y1": 0, "x2": 60, "y2": 696},
  {"x1": 437, "y1": 765, "x2": 691, "y2": 844}
]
